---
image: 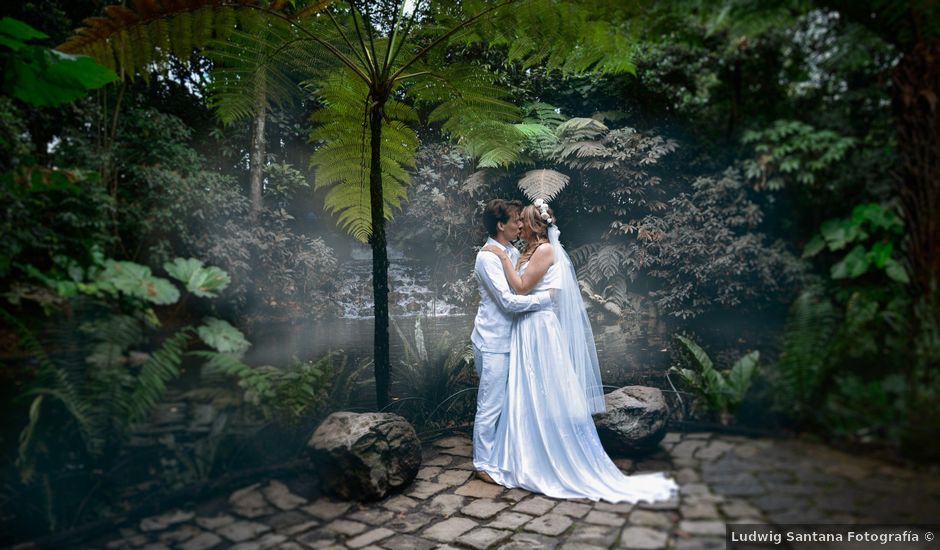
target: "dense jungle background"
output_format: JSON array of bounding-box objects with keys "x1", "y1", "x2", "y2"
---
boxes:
[{"x1": 1, "y1": 0, "x2": 938, "y2": 544}]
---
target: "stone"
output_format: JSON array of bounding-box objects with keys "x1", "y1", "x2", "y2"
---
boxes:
[
  {"x1": 512, "y1": 496, "x2": 557, "y2": 515},
  {"x1": 307, "y1": 412, "x2": 422, "y2": 501},
  {"x1": 593, "y1": 386, "x2": 670, "y2": 455},
  {"x1": 720, "y1": 499, "x2": 761, "y2": 519},
  {"x1": 433, "y1": 436, "x2": 468, "y2": 448},
  {"x1": 677, "y1": 520, "x2": 726, "y2": 536},
  {"x1": 552, "y1": 501, "x2": 592, "y2": 518},
  {"x1": 265, "y1": 510, "x2": 312, "y2": 532},
  {"x1": 455, "y1": 480, "x2": 504, "y2": 499},
  {"x1": 381, "y1": 495, "x2": 419, "y2": 512},
  {"x1": 461, "y1": 499, "x2": 509, "y2": 519},
  {"x1": 440, "y1": 444, "x2": 473, "y2": 457},
  {"x1": 158, "y1": 525, "x2": 201, "y2": 544},
  {"x1": 140, "y1": 509, "x2": 195, "y2": 532},
  {"x1": 346, "y1": 528, "x2": 394, "y2": 548},
  {"x1": 195, "y1": 514, "x2": 234, "y2": 530},
  {"x1": 379, "y1": 534, "x2": 436, "y2": 550},
  {"x1": 421, "y1": 517, "x2": 478, "y2": 542},
  {"x1": 216, "y1": 521, "x2": 271, "y2": 543},
  {"x1": 279, "y1": 520, "x2": 319, "y2": 536},
  {"x1": 524, "y1": 514, "x2": 573, "y2": 536},
  {"x1": 296, "y1": 528, "x2": 338, "y2": 548},
  {"x1": 636, "y1": 495, "x2": 679, "y2": 511},
  {"x1": 178, "y1": 532, "x2": 222, "y2": 550},
  {"x1": 487, "y1": 511, "x2": 534, "y2": 530},
  {"x1": 261, "y1": 480, "x2": 307, "y2": 510},
  {"x1": 386, "y1": 512, "x2": 434, "y2": 533},
  {"x1": 694, "y1": 441, "x2": 734, "y2": 461},
  {"x1": 503, "y1": 488, "x2": 531, "y2": 502},
  {"x1": 675, "y1": 468, "x2": 700, "y2": 484},
  {"x1": 593, "y1": 501, "x2": 635, "y2": 514},
  {"x1": 457, "y1": 527, "x2": 513, "y2": 549},
  {"x1": 229, "y1": 484, "x2": 275, "y2": 518},
  {"x1": 567, "y1": 523, "x2": 620, "y2": 546},
  {"x1": 347, "y1": 508, "x2": 395, "y2": 525},
  {"x1": 619, "y1": 526, "x2": 668, "y2": 549},
  {"x1": 584, "y1": 510, "x2": 624, "y2": 527},
  {"x1": 407, "y1": 481, "x2": 448, "y2": 499},
  {"x1": 628, "y1": 510, "x2": 675, "y2": 529},
  {"x1": 323, "y1": 518, "x2": 368, "y2": 536},
  {"x1": 423, "y1": 455, "x2": 452, "y2": 467},
  {"x1": 680, "y1": 501, "x2": 720, "y2": 519},
  {"x1": 426, "y1": 494, "x2": 467, "y2": 516},
  {"x1": 503, "y1": 532, "x2": 560, "y2": 549},
  {"x1": 302, "y1": 499, "x2": 351, "y2": 521},
  {"x1": 415, "y1": 467, "x2": 442, "y2": 481},
  {"x1": 229, "y1": 533, "x2": 286, "y2": 550},
  {"x1": 670, "y1": 440, "x2": 706, "y2": 460},
  {"x1": 436, "y1": 469, "x2": 473, "y2": 486},
  {"x1": 672, "y1": 537, "x2": 725, "y2": 550}
]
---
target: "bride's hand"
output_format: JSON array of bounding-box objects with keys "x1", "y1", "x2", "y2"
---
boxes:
[{"x1": 481, "y1": 244, "x2": 508, "y2": 259}]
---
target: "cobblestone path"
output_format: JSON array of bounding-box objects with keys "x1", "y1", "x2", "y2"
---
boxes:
[{"x1": 96, "y1": 431, "x2": 940, "y2": 550}]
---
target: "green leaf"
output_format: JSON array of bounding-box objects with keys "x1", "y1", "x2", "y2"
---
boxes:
[
  {"x1": 98, "y1": 260, "x2": 180, "y2": 304},
  {"x1": 164, "y1": 258, "x2": 231, "y2": 298},
  {"x1": 802, "y1": 234, "x2": 826, "y2": 258},
  {"x1": 6, "y1": 48, "x2": 117, "y2": 106},
  {"x1": 867, "y1": 241, "x2": 893, "y2": 269},
  {"x1": 830, "y1": 245, "x2": 871, "y2": 279},
  {"x1": 197, "y1": 317, "x2": 250, "y2": 355},
  {"x1": 728, "y1": 351, "x2": 759, "y2": 395},
  {"x1": 0, "y1": 17, "x2": 48, "y2": 46},
  {"x1": 674, "y1": 334, "x2": 714, "y2": 372},
  {"x1": 884, "y1": 259, "x2": 910, "y2": 284}
]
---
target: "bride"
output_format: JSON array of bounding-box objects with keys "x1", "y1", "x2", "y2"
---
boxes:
[{"x1": 480, "y1": 201, "x2": 678, "y2": 503}]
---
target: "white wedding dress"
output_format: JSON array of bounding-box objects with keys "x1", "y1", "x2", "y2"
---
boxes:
[{"x1": 487, "y1": 228, "x2": 678, "y2": 503}]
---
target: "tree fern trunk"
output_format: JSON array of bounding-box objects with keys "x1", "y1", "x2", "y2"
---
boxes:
[
  {"x1": 892, "y1": 38, "x2": 940, "y2": 323},
  {"x1": 248, "y1": 72, "x2": 266, "y2": 221},
  {"x1": 369, "y1": 99, "x2": 391, "y2": 410}
]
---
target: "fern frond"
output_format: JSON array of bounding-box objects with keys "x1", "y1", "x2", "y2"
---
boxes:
[
  {"x1": 124, "y1": 328, "x2": 192, "y2": 425},
  {"x1": 308, "y1": 68, "x2": 418, "y2": 242},
  {"x1": 517, "y1": 169, "x2": 570, "y2": 202},
  {"x1": 59, "y1": 1, "x2": 335, "y2": 80},
  {"x1": 776, "y1": 288, "x2": 837, "y2": 419}
]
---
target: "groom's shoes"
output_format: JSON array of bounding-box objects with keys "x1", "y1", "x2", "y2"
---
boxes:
[{"x1": 476, "y1": 470, "x2": 496, "y2": 484}]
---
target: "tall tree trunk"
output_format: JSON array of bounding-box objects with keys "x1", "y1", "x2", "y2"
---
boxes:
[
  {"x1": 892, "y1": 38, "x2": 940, "y2": 323},
  {"x1": 369, "y1": 98, "x2": 391, "y2": 410},
  {"x1": 248, "y1": 72, "x2": 267, "y2": 221}
]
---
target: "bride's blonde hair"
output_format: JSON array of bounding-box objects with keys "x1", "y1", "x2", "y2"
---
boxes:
[{"x1": 519, "y1": 204, "x2": 555, "y2": 263}]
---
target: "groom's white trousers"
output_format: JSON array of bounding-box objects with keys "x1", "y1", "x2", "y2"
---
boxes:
[{"x1": 472, "y1": 344, "x2": 509, "y2": 474}]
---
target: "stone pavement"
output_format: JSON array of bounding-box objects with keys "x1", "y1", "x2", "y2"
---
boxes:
[{"x1": 97, "y1": 431, "x2": 940, "y2": 550}]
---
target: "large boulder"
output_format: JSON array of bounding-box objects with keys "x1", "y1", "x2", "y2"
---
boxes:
[
  {"x1": 307, "y1": 412, "x2": 422, "y2": 501},
  {"x1": 593, "y1": 386, "x2": 669, "y2": 456}
]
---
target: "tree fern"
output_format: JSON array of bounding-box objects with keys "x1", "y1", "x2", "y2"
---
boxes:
[{"x1": 308, "y1": 68, "x2": 418, "y2": 242}]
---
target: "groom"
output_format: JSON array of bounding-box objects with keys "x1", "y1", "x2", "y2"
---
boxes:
[{"x1": 471, "y1": 199, "x2": 553, "y2": 483}]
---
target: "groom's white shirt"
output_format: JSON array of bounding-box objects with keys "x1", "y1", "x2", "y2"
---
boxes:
[{"x1": 471, "y1": 237, "x2": 552, "y2": 352}]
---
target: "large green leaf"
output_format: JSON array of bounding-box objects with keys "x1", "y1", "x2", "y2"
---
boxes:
[
  {"x1": 674, "y1": 334, "x2": 714, "y2": 373},
  {"x1": 2, "y1": 19, "x2": 117, "y2": 107},
  {"x1": 164, "y1": 258, "x2": 231, "y2": 298},
  {"x1": 197, "y1": 317, "x2": 250, "y2": 355},
  {"x1": 830, "y1": 245, "x2": 871, "y2": 279},
  {"x1": 98, "y1": 260, "x2": 180, "y2": 305},
  {"x1": 727, "y1": 350, "x2": 759, "y2": 396}
]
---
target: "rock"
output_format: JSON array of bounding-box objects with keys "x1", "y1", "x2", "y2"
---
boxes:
[
  {"x1": 307, "y1": 412, "x2": 422, "y2": 501},
  {"x1": 593, "y1": 386, "x2": 669, "y2": 456}
]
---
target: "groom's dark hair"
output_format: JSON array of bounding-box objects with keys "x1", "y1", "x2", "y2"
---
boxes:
[{"x1": 483, "y1": 199, "x2": 523, "y2": 237}]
